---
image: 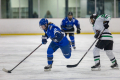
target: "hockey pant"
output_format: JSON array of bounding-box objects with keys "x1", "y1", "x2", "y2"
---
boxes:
[{"x1": 47, "y1": 41, "x2": 71, "y2": 65}]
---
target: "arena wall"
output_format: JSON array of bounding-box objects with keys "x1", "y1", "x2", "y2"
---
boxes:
[{"x1": 0, "y1": 18, "x2": 120, "y2": 35}]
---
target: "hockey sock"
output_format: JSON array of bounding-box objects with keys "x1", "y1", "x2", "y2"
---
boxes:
[
  {"x1": 110, "y1": 57, "x2": 116, "y2": 64},
  {"x1": 105, "y1": 50, "x2": 116, "y2": 64},
  {"x1": 93, "y1": 47, "x2": 100, "y2": 64},
  {"x1": 69, "y1": 36, "x2": 75, "y2": 47},
  {"x1": 47, "y1": 48, "x2": 54, "y2": 65}
]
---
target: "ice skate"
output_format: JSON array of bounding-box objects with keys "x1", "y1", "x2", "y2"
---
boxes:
[
  {"x1": 91, "y1": 62, "x2": 101, "y2": 71},
  {"x1": 73, "y1": 46, "x2": 76, "y2": 49},
  {"x1": 111, "y1": 61, "x2": 119, "y2": 69},
  {"x1": 44, "y1": 61, "x2": 53, "y2": 71},
  {"x1": 44, "y1": 64, "x2": 52, "y2": 71}
]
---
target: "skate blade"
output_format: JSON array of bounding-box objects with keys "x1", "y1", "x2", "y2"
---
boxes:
[
  {"x1": 111, "y1": 65, "x2": 119, "y2": 70},
  {"x1": 91, "y1": 68, "x2": 101, "y2": 71},
  {"x1": 73, "y1": 47, "x2": 76, "y2": 50},
  {"x1": 44, "y1": 68, "x2": 51, "y2": 71},
  {"x1": 111, "y1": 67, "x2": 119, "y2": 70}
]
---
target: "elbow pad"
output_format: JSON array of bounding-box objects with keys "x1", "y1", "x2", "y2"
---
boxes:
[{"x1": 52, "y1": 32, "x2": 64, "y2": 42}]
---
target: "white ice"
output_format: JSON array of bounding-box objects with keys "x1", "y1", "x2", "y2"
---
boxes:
[{"x1": 0, "y1": 35, "x2": 120, "y2": 80}]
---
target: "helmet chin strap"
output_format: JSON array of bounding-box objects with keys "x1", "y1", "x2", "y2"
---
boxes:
[{"x1": 92, "y1": 20, "x2": 95, "y2": 25}]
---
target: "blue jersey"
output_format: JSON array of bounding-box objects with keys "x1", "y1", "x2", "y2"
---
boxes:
[
  {"x1": 61, "y1": 17, "x2": 80, "y2": 30},
  {"x1": 44, "y1": 23, "x2": 69, "y2": 46}
]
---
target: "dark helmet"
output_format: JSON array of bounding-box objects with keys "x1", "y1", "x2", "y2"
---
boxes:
[
  {"x1": 68, "y1": 12, "x2": 73, "y2": 16},
  {"x1": 68, "y1": 12, "x2": 73, "y2": 21},
  {"x1": 90, "y1": 14, "x2": 98, "y2": 25},
  {"x1": 90, "y1": 14, "x2": 98, "y2": 20}
]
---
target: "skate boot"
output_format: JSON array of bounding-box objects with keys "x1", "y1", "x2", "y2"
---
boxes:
[
  {"x1": 73, "y1": 46, "x2": 76, "y2": 49},
  {"x1": 91, "y1": 61, "x2": 101, "y2": 71},
  {"x1": 111, "y1": 60, "x2": 119, "y2": 69},
  {"x1": 44, "y1": 61, "x2": 53, "y2": 71}
]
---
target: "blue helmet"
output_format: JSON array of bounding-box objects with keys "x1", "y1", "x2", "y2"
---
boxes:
[{"x1": 39, "y1": 18, "x2": 48, "y2": 26}]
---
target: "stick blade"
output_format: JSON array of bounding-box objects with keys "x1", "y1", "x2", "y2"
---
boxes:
[
  {"x1": 2, "y1": 68, "x2": 11, "y2": 73},
  {"x1": 66, "y1": 64, "x2": 78, "y2": 68}
]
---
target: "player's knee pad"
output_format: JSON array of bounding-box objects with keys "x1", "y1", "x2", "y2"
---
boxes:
[
  {"x1": 61, "y1": 43, "x2": 71, "y2": 59},
  {"x1": 69, "y1": 33, "x2": 74, "y2": 41},
  {"x1": 93, "y1": 47, "x2": 100, "y2": 57},
  {"x1": 63, "y1": 50, "x2": 71, "y2": 59},
  {"x1": 69, "y1": 36, "x2": 74, "y2": 41},
  {"x1": 105, "y1": 50, "x2": 115, "y2": 60},
  {"x1": 64, "y1": 53, "x2": 71, "y2": 59}
]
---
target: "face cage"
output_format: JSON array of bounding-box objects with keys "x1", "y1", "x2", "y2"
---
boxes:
[
  {"x1": 68, "y1": 16, "x2": 73, "y2": 21},
  {"x1": 40, "y1": 24, "x2": 48, "y2": 31},
  {"x1": 89, "y1": 18, "x2": 95, "y2": 25},
  {"x1": 39, "y1": 25, "x2": 45, "y2": 30}
]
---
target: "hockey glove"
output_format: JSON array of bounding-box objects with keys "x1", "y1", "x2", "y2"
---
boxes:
[
  {"x1": 42, "y1": 35, "x2": 47, "y2": 44},
  {"x1": 77, "y1": 28, "x2": 81, "y2": 34},
  {"x1": 94, "y1": 30, "x2": 101, "y2": 39},
  {"x1": 103, "y1": 21, "x2": 109, "y2": 29}
]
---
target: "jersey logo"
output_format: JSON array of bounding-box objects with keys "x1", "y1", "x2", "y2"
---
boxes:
[
  {"x1": 49, "y1": 26, "x2": 52, "y2": 30},
  {"x1": 54, "y1": 28, "x2": 60, "y2": 35}
]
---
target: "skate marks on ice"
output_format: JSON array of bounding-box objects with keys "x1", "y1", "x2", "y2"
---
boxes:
[{"x1": 0, "y1": 35, "x2": 120, "y2": 80}]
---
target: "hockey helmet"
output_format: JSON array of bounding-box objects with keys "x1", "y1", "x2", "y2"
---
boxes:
[
  {"x1": 68, "y1": 12, "x2": 73, "y2": 16},
  {"x1": 90, "y1": 14, "x2": 98, "y2": 20},
  {"x1": 39, "y1": 18, "x2": 48, "y2": 26},
  {"x1": 39, "y1": 18, "x2": 48, "y2": 30},
  {"x1": 68, "y1": 12, "x2": 73, "y2": 21},
  {"x1": 90, "y1": 14, "x2": 98, "y2": 25}
]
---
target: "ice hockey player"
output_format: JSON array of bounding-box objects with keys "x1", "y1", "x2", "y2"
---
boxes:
[
  {"x1": 90, "y1": 14, "x2": 119, "y2": 71},
  {"x1": 39, "y1": 18, "x2": 71, "y2": 71},
  {"x1": 61, "y1": 12, "x2": 81, "y2": 49}
]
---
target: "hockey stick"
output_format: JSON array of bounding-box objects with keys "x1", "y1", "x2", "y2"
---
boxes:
[
  {"x1": 2, "y1": 43, "x2": 42, "y2": 73},
  {"x1": 67, "y1": 28, "x2": 105, "y2": 68},
  {"x1": 65, "y1": 32, "x2": 75, "y2": 33}
]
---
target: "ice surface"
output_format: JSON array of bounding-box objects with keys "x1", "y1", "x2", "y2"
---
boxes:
[{"x1": 0, "y1": 35, "x2": 120, "y2": 80}]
